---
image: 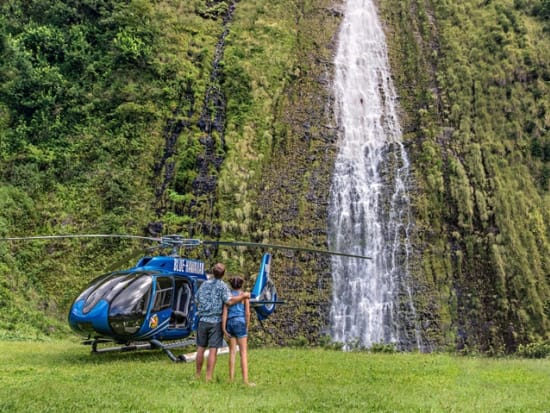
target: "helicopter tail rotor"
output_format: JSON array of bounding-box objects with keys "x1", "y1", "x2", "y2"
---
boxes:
[{"x1": 250, "y1": 253, "x2": 280, "y2": 321}]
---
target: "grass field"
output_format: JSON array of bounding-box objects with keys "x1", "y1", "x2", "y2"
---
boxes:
[{"x1": 1, "y1": 339, "x2": 549, "y2": 412}]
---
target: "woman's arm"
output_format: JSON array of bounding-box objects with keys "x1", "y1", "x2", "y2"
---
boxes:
[
  {"x1": 222, "y1": 304, "x2": 230, "y2": 337},
  {"x1": 244, "y1": 298, "x2": 250, "y2": 329}
]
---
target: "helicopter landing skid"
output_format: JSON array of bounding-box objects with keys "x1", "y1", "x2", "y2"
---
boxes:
[
  {"x1": 179, "y1": 345, "x2": 233, "y2": 363},
  {"x1": 85, "y1": 337, "x2": 196, "y2": 362}
]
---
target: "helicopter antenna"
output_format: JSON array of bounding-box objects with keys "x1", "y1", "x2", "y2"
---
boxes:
[{"x1": 201, "y1": 240, "x2": 372, "y2": 260}]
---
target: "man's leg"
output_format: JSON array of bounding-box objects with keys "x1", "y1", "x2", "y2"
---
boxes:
[
  {"x1": 195, "y1": 321, "x2": 210, "y2": 379},
  {"x1": 195, "y1": 346, "x2": 206, "y2": 379},
  {"x1": 205, "y1": 321, "x2": 225, "y2": 381},
  {"x1": 205, "y1": 347, "x2": 218, "y2": 381}
]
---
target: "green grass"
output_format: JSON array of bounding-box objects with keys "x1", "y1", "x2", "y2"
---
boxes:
[{"x1": 1, "y1": 340, "x2": 549, "y2": 412}]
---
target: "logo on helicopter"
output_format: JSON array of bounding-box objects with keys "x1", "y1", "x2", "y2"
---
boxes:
[
  {"x1": 149, "y1": 314, "x2": 159, "y2": 329},
  {"x1": 173, "y1": 258, "x2": 204, "y2": 275}
]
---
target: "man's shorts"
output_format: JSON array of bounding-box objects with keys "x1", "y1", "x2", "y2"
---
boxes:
[
  {"x1": 196, "y1": 321, "x2": 224, "y2": 348},
  {"x1": 226, "y1": 318, "x2": 248, "y2": 339}
]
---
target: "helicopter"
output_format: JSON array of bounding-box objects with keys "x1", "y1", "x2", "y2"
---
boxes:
[{"x1": 0, "y1": 234, "x2": 370, "y2": 361}]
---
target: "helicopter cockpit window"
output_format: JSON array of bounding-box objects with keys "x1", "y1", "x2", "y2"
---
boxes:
[
  {"x1": 152, "y1": 277, "x2": 173, "y2": 312},
  {"x1": 83, "y1": 274, "x2": 132, "y2": 314},
  {"x1": 108, "y1": 274, "x2": 153, "y2": 336},
  {"x1": 75, "y1": 273, "x2": 114, "y2": 304},
  {"x1": 109, "y1": 275, "x2": 152, "y2": 318}
]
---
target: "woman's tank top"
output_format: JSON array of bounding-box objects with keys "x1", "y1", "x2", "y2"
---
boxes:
[{"x1": 227, "y1": 289, "x2": 245, "y2": 320}]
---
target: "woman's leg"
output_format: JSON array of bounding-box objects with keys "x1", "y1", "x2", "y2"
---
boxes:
[
  {"x1": 228, "y1": 337, "x2": 237, "y2": 381},
  {"x1": 237, "y1": 336, "x2": 249, "y2": 384}
]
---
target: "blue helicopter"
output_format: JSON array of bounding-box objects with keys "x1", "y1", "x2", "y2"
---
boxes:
[{"x1": 1, "y1": 234, "x2": 369, "y2": 361}]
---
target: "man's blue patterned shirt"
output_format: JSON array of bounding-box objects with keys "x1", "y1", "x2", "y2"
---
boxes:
[{"x1": 196, "y1": 278, "x2": 231, "y2": 323}]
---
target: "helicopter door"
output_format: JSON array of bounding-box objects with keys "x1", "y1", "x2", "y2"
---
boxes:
[
  {"x1": 169, "y1": 279, "x2": 192, "y2": 328},
  {"x1": 152, "y1": 277, "x2": 174, "y2": 313}
]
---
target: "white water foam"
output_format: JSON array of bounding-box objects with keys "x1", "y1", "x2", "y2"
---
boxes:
[{"x1": 328, "y1": 0, "x2": 421, "y2": 350}]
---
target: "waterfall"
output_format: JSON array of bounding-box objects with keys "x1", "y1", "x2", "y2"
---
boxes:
[{"x1": 328, "y1": 0, "x2": 421, "y2": 350}]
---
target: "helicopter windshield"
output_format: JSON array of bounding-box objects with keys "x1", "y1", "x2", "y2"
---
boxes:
[
  {"x1": 83, "y1": 274, "x2": 132, "y2": 314},
  {"x1": 107, "y1": 274, "x2": 153, "y2": 337},
  {"x1": 109, "y1": 275, "x2": 152, "y2": 317},
  {"x1": 75, "y1": 272, "x2": 113, "y2": 304}
]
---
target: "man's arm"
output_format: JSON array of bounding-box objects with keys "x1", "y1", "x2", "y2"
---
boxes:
[{"x1": 226, "y1": 291, "x2": 250, "y2": 306}]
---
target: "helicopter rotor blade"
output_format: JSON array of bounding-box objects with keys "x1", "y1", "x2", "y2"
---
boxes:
[
  {"x1": 0, "y1": 234, "x2": 163, "y2": 271},
  {"x1": 0, "y1": 234, "x2": 372, "y2": 260},
  {"x1": 201, "y1": 240, "x2": 371, "y2": 260},
  {"x1": 0, "y1": 234, "x2": 161, "y2": 242}
]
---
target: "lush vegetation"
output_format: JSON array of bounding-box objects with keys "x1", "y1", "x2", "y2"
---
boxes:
[
  {"x1": 1, "y1": 340, "x2": 550, "y2": 412},
  {"x1": 380, "y1": 0, "x2": 550, "y2": 352},
  {"x1": 1, "y1": 0, "x2": 549, "y2": 353},
  {"x1": 0, "y1": 0, "x2": 223, "y2": 338},
  {"x1": 0, "y1": 0, "x2": 342, "y2": 345}
]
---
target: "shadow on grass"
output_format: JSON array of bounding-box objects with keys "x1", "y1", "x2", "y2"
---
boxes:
[{"x1": 47, "y1": 341, "x2": 189, "y2": 366}]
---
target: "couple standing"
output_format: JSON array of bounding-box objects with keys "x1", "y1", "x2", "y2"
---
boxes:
[{"x1": 195, "y1": 262, "x2": 253, "y2": 385}]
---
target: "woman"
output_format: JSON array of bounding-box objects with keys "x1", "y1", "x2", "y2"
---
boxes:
[{"x1": 222, "y1": 276, "x2": 254, "y2": 386}]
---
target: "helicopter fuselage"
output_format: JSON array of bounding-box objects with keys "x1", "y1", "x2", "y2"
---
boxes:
[
  {"x1": 68, "y1": 256, "x2": 206, "y2": 344},
  {"x1": 0, "y1": 233, "x2": 367, "y2": 360}
]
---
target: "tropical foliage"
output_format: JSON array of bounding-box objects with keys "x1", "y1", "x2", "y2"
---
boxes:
[
  {"x1": 381, "y1": 0, "x2": 550, "y2": 352},
  {"x1": 0, "y1": 0, "x2": 549, "y2": 353}
]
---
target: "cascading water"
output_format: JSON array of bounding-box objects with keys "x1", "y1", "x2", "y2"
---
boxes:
[{"x1": 328, "y1": 0, "x2": 421, "y2": 350}]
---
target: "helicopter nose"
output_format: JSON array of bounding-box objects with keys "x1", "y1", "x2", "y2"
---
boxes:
[
  {"x1": 109, "y1": 315, "x2": 145, "y2": 336},
  {"x1": 69, "y1": 300, "x2": 112, "y2": 336}
]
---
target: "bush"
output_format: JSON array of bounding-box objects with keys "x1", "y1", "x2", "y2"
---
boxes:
[
  {"x1": 516, "y1": 341, "x2": 550, "y2": 358},
  {"x1": 318, "y1": 335, "x2": 344, "y2": 350},
  {"x1": 288, "y1": 335, "x2": 309, "y2": 348},
  {"x1": 370, "y1": 342, "x2": 398, "y2": 354}
]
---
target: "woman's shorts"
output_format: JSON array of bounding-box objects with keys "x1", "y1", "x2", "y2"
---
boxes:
[{"x1": 227, "y1": 318, "x2": 248, "y2": 339}]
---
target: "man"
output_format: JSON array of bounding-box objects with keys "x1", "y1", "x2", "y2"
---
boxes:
[{"x1": 195, "y1": 262, "x2": 250, "y2": 381}]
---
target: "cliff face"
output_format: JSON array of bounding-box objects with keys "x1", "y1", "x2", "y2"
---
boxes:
[
  {"x1": 214, "y1": 0, "x2": 550, "y2": 350},
  {"x1": 379, "y1": 0, "x2": 550, "y2": 352},
  {"x1": 210, "y1": 1, "x2": 344, "y2": 345},
  {"x1": 1, "y1": 0, "x2": 549, "y2": 351}
]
